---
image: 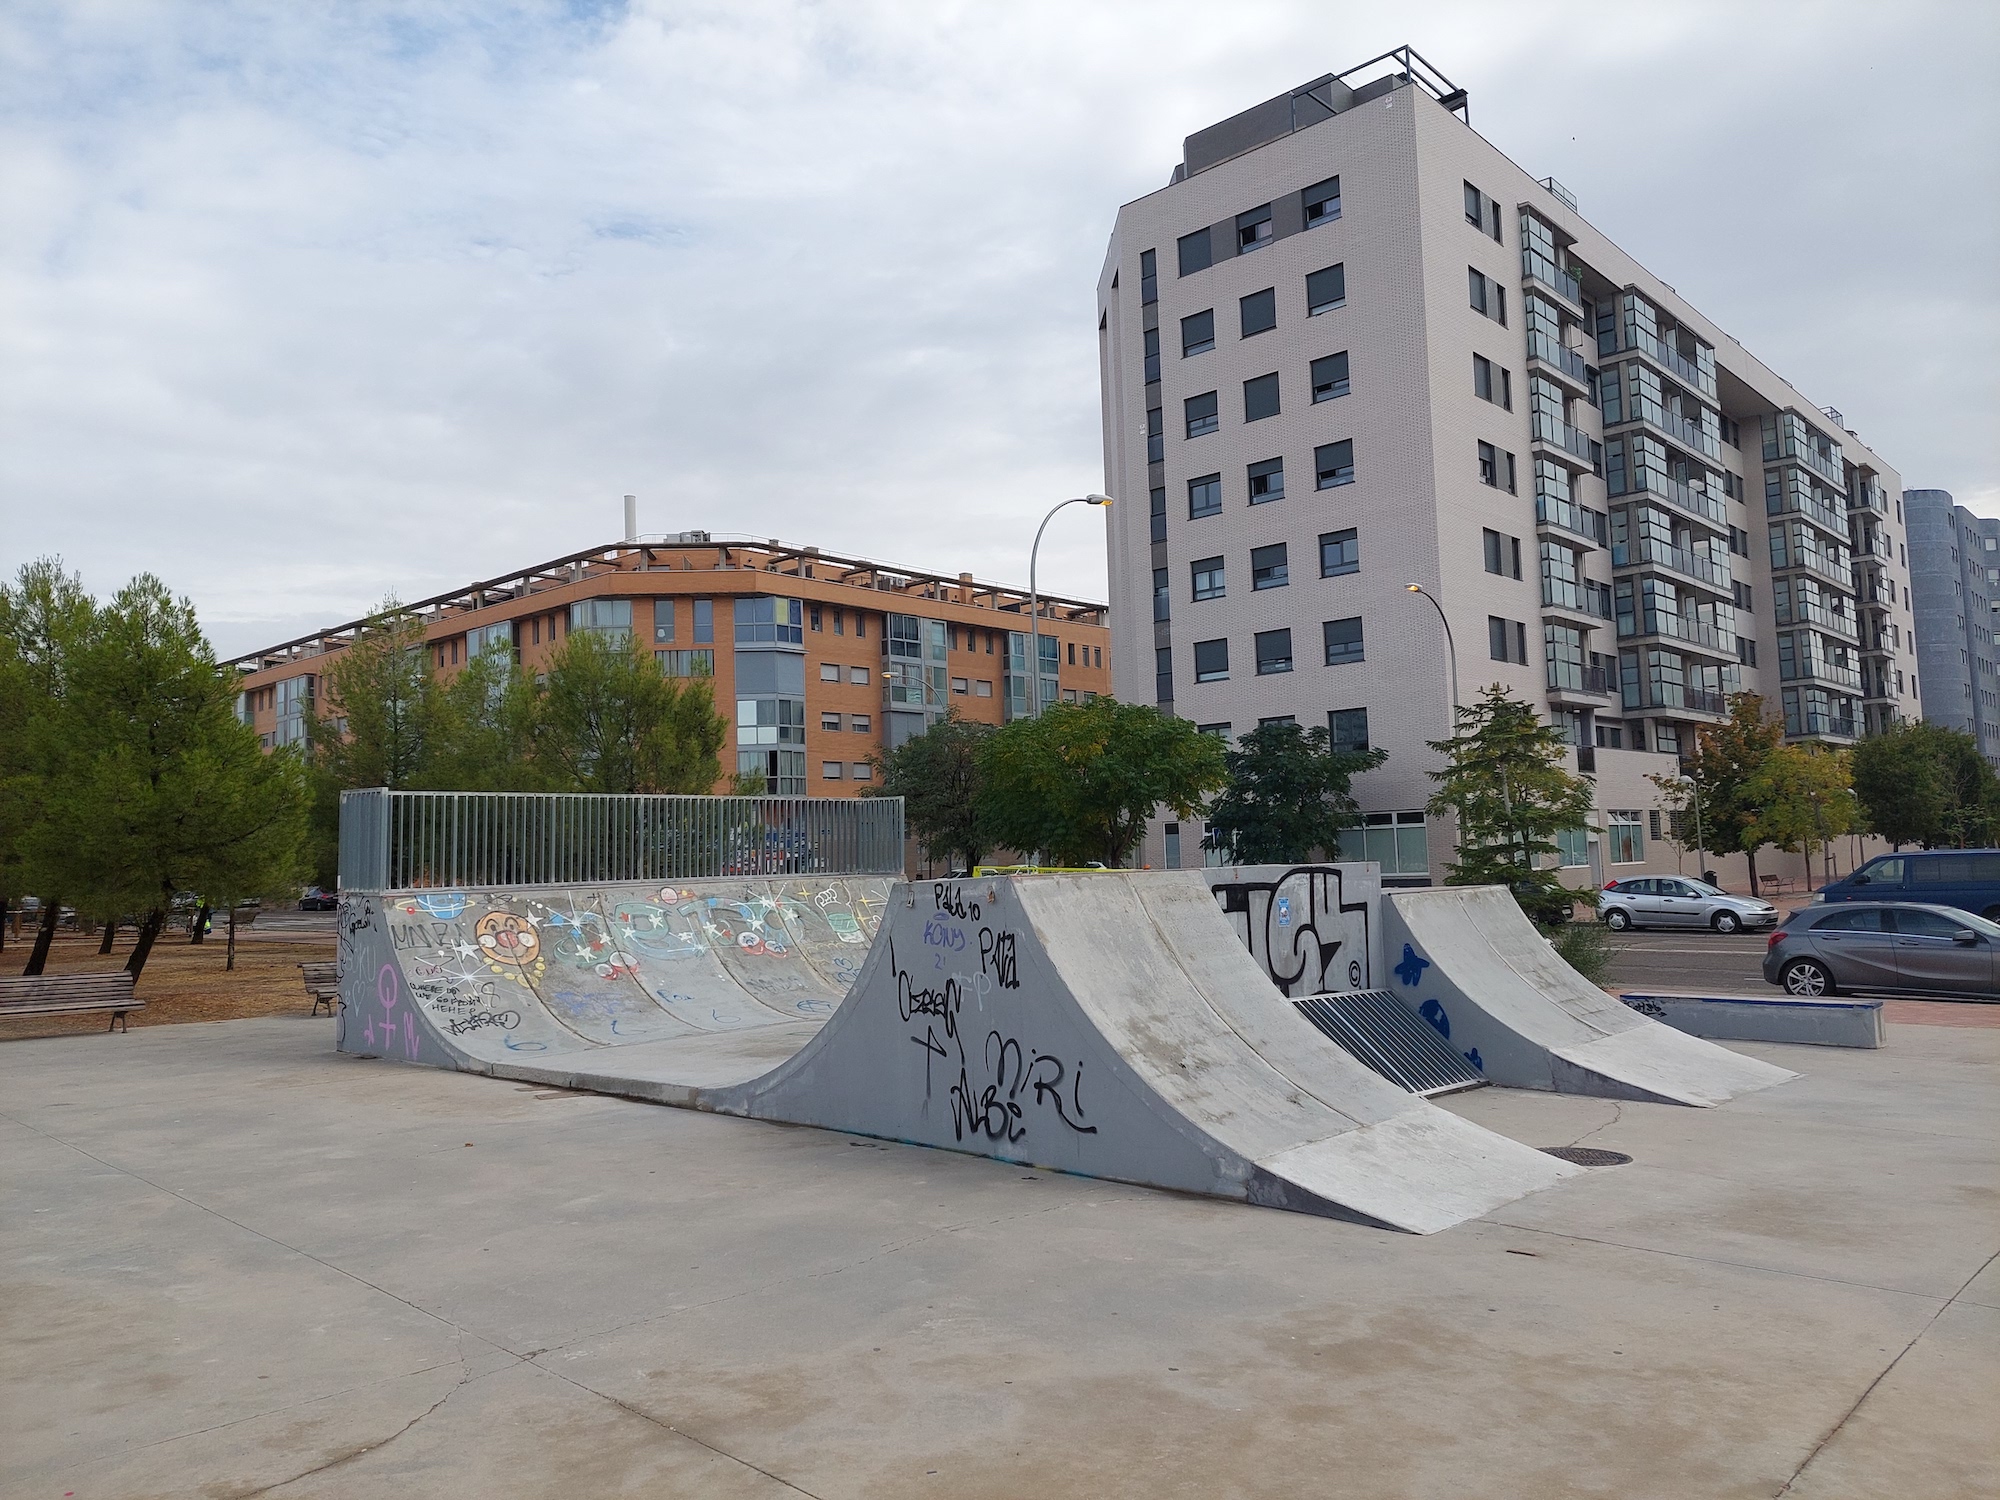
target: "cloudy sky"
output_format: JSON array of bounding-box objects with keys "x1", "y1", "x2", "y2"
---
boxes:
[{"x1": 4, "y1": 0, "x2": 1996, "y2": 659}]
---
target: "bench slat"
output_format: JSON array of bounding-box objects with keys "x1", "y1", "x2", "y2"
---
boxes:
[
  {"x1": 0, "y1": 998, "x2": 147, "y2": 1016},
  {"x1": 0, "y1": 975, "x2": 136, "y2": 1003}
]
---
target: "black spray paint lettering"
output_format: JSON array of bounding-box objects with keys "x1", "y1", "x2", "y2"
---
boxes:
[
  {"x1": 947, "y1": 1030, "x2": 1098, "y2": 1144},
  {"x1": 931, "y1": 883, "x2": 982, "y2": 923},
  {"x1": 978, "y1": 927, "x2": 1020, "y2": 990},
  {"x1": 892, "y1": 938, "x2": 964, "y2": 1041}
]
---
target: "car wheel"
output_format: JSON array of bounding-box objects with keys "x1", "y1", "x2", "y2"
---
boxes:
[
  {"x1": 1782, "y1": 959, "x2": 1834, "y2": 997},
  {"x1": 1604, "y1": 908, "x2": 1631, "y2": 931},
  {"x1": 1713, "y1": 910, "x2": 1743, "y2": 935}
]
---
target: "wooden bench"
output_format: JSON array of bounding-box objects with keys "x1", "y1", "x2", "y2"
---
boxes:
[
  {"x1": 301, "y1": 961, "x2": 340, "y2": 1017},
  {"x1": 0, "y1": 973, "x2": 144, "y2": 1031}
]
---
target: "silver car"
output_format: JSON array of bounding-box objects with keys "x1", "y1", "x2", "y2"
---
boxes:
[
  {"x1": 1598, "y1": 876, "x2": 1780, "y2": 934},
  {"x1": 1763, "y1": 901, "x2": 2000, "y2": 998}
]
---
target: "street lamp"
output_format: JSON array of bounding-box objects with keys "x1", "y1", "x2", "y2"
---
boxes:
[
  {"x1": 1404, "y1": 584, "x2": 1460, "y2": 722},
  {"x1": 1677, "y1": 771, "x2": 1708, "y2": 882},
  {"x1": 1028, "y1": 494, "x2": 1112, "y2": 717}
]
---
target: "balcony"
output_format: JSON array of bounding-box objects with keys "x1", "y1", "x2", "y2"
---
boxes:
[
  {"x1": 1536, "y1": 493, "x2": 1608, "y2": 546},
  {"x1": 1527, "y1": 331, "x2": 1594, "y2": 389},
  {"x1": 1532, "y1": 410, "x2": 1603, "y2": 471},
  {"x1": 1612, "y1": 536, "x2": 1735, "y2": 593},
  {"x1": 1793, "y1": 712, "x2": 1858, "y2": 740},
  {"x1": 1764, "y1": 433, "x2": 1847, "y2": 490},
  {"x1": 1547, "y1": 665, "x2": 1614, "y2": 699},
  {"x1": 1619, "y1": 465, "x2": 1728, "y2": 528},
  {"x1": 1618, "y1": 610, "x2": 1735, "y2": 655},
  {"x1": 1522, "y1": 249, "x2": 1584, "y2": 310},
  {"x1": 1851, "y1": 530, "x2": 1895, "y2": 562},
  {"x1": 1766, "y1": 488, "x2": 1848, "y2": 538},
  {"x1": 1783, "y1": 657, "x2": 1865, "y2": 693},
  {"x1": 1770, "y1": 544, "x2": 1854, "y2": 591},
  {"x1": 1850, "y1": 481, "x2": 1889, "y2": 515},
  {"x1": 1779, "y1": 600, "x2": 1859, "y2": 640},
  {"x1": 1631, "y1": 685, "x2": 1729, "y2": 717},
  {"x1": 1542, "y1": 578, "x2": 1612, "y2": 618},
  {"x1": 1622, "y1": 326, "x2": 1717, "y2": 399}
]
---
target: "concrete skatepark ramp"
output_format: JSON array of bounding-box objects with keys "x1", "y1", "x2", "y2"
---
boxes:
[
  {"x1": 1382, "y1": 886, "x2": 1797, "y2": 1106},
  {"x1": 339, "y1": 871, "x2": 1577, "y2": 1232}
]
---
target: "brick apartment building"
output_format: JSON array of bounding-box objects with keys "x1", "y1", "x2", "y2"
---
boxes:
[{"x1": 230, "y1": 533, "x2": 1110, "y2": 796}]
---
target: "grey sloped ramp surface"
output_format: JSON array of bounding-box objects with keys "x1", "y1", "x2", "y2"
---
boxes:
[
  {"x1": 717, "y1": 873, "x2": 1574, "y2": 1233},
  {"x1": 1382, "y1": 886, "x2": 1797, "y2": 1106}
]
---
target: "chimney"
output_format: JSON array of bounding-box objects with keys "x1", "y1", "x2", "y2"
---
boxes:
[{"x1": 623, "y1": 494, "x2": 637, "y2": 542}]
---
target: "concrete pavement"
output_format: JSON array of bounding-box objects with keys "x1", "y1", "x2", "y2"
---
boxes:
[{"x1": 3, "y1": 1014, "x2": 1995, "y2": 1499}]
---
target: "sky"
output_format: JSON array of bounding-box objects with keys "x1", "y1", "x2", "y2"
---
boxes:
[{"x1": 3, "y1": 0, "x2": 1997, "y2": 660}]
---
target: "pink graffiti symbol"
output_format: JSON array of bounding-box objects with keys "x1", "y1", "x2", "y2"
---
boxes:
[{"x1": 377, "y1": 964, "x2": 400, "y2": 1014}]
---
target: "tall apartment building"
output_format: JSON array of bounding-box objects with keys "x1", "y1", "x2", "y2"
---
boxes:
[
  {"x1": 1906, "y1": 489, "x2": 2000, "y2": 764},
  {"x1": 231, "y1": 535, "x2": 1110, "y2": 796},
  {"x1": 1097, "y1": 48, "x2": 1918, "y2": 883}
]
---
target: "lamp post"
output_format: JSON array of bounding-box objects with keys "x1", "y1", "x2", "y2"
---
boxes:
[
  {"x1": 1404, "y1": 584, "x2": 1460, "y2": 723},
  {"x1": 1028, "y1": 494, "x2": 1112, "y2": 717},
  {"x1": 1678, "y1": 771, "x2": 1707, "y2": 882}
]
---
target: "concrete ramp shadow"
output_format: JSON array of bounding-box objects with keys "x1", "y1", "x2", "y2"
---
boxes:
[{"x1": 1382, "y1": 885, "x2": 1798, "y2": 1106}]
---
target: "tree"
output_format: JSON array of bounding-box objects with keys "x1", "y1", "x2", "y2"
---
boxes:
[
  {"x1": 1653, "y1": 692, "x2": 1786, "y2": 894},
  {"x1": 533, "y1": 630, "x2": 727, "y2": 794},
  {"x1": 1741, "y1": 744, "x2": 1858, "y2": 890},
  {"x1": 1850, "y1": 721, "x2": 2000, "y2": 849},
  {"x1": 29, "y1": 576, "x2": 309, "y2": 979},
  {"x1": 1426, "y1": 685, "x2": 1595, "y2": 926},
  {"x1": 424, "y1": 641, "x2": 544, "y2": 794},
  {"x1": 1202, "y1": 721, "x2": 1385, "y2": 864},
  {"x1": 866, "y1": 710, "x2": 998, "y2": 873},
  {"x1": 979, "y1": 698, "x2": 1226, "y2": 868},
  {"x1": 307, "y1": 603, "x2": 439, "y2": 790}
]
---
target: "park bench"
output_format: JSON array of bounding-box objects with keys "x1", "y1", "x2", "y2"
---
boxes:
[
  {"x1": 301, "y1": 961, "x2": 340, "y2": 1017},
  {"x1": 0, "y1": 972, "x2": 144, "y2": 1032}
]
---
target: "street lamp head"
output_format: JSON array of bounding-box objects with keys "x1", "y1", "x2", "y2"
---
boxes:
[
  {"x1": 1405, "y1": 583, "x2": 1423, "y2": 593},
  {"x1": 1084, "y1": 493, "x2": 1112, "y2": 506}
]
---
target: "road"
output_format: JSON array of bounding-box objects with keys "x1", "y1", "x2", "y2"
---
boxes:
[{"x1": 1603, "y1": 928, "x2": 1772, "y2": 996}]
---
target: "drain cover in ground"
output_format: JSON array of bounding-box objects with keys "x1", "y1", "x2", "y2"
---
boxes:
[{"x1": 1540, "y1": 1146, "x2": 1633, "y2": 1167}]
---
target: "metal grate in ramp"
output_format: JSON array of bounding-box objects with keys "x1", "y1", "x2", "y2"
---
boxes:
[{"x1": 1293, "y1": 990, "x2": 1487, "y2": 1097}]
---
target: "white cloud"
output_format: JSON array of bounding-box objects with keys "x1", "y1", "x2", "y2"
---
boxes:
[{"x1": 1, "y1": 0, "x2": 1995, "y2": 655}]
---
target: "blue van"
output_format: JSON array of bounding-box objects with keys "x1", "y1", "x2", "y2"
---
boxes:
[{"x1": 1819, "y1": 850, "x2": 2000, "y2": 921}]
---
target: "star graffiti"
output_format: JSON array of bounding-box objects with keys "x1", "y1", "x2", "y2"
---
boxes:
[{"x1": 1393, "y1": 943, "x2": 1432, "y2": 988}]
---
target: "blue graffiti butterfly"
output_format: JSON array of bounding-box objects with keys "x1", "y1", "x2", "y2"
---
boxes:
[{"x1": 1394, "y1": 943, "x2": 1431, "y2": 987}]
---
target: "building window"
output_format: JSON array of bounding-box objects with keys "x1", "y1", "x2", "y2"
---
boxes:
[
  {"x1": 1198, "y1": 722, "x2": 1232, "y2": 739},
  {"x1": 1251, "y1": 542, "x2": 1289, "y2": 590},
  {"x1": 1243, "y1": 372, "x2": 1280, "y2": 422},
  {"x1": 656, "y1": 649, "x2": 715, "y2": 677},
  {"x1": 1240, "y1": 287, "x2": 1277, "y2": 337},
  {"x1": 1067, "y1": 641, "x2": 1076, "y2": 666},
  {"x1": 1139, "y1": 247, "x2": 1157, "y2": 305},
  {"x1": 1193, "y1": 638, "x2": 1230, "y2": 682},
  {"x1": 1157, "y1": 646, "x2": 1175, "y2": 702},
  {"x1": 1337, "y1": 811, "x2": 1429, "y2": 874},
  {"x1": 1483, "y1": 528, "x2": 1522, "y2": 579},
  {"x1": 1607, "y1": 810, "x2": 1644, "y2": 864},
  {"x1": 653, "y1": 600, "x2": 675, "y2": 643},
  {"x1": 1181, "y1": 308, "x2": 1216, "y2": 357},
  {"x1": 1164, "y1": 822, "x2": 1182, "y2": 869},
  {"x1": 1473, "y1": 354, "x2": 1512, "y2": 409},
  {"x1": 1185, "y1": 391, "x2": 1219, "y2": 437},
  {"x1": 852, "y1": 713, "x2": 871, "y2": 732},
  {"x1": 1488, "y1": 616, "x2": 1529, "y2": 664},
  {"x1": 1329, "y1": 707, "x2": 1369, "y2": 753},
  {"x1": 1311, "y1": 351, "x2": 1350, "y2": 402},
  {"x1": 1323, "y1": 616, "x2": 1364, "y2": 665},
  {"x1": 951, "y1": 677, "x2": 969, "y2": 694},
  {"x1": 692, "y1": 599, "x2": 714, "y2": 644},
  {"x1": 1478, "y1": 440, "x2": 1517, "y2": 492},
  {"x1": 1319, "y1": 528, "x2": 1359, "y2": 577},
  {"x1": 1464, "y1": 181, "x2": 1502, "y2": 241},
  {"x1": 819, "y1": 662, "x2": 841, "y2": 681},
  {"x1": 1236, "y1": 203, "x2": 1273, "y2": 254},
  {"x1": 1255, "y1": 628, "x2": 1293, "y2": 675},
  {"x1": 975, "y1": 680, "x2": 992, "y2": 697},
  {"x1": 821, "y1": 712, "x2": 843, "y2": 731},
  {"x1": 733, "y1": 596, "x2": 803, "y2": 645},
  {"x1": 1306, "y1": 263, "x2": 1346, "y2": 316},
  {"x1": 1315, "y1": 439, "x2": 1355, "y2": 489},
  {"x1": 1188, "y1": 473, "x2": 1223, "y2": 517},
  {"x1": 1153, "y1": 567, "x2": 1171, "y2": 622},
  {"x1": 1469, "y1": 267, "x2": 1506, "y2": 324},
  {"x1": 1555, "y1": 828, "x2": 1590, "y2": 867},
  {"x1": 1302, "y1": 175, "x2": 1340, "y2": 226},
  {"x1": 570, "y1": 598, "x2": 633, "y2": 642},
  {"x1": 1150, "y1": 486, "x2": 1167, "y2": 541},
  {"x1": 1146, "y1": 405, "x2": 1163, "y2": 462},
  {"x1": 1142, "y1": 326, "x2": 1160, "y2": 383},
  {"x1": 1248, "y1": 457, "x2": 1284, "y2": 504},
  {"x1": 849, "y1": 665, "x2": 870, "y2": 684},
  {"x1": 822, "y1": 761, "x2": 844, "y2": 779},
  {"x1": 1191, "y1": 556, "x2": 1226, "y2": 601},
  {"x1": 1177, "y1": 227, "x2": 1212, "y2": 276},
  {"x1": 852, "y1": 762, "x2": 873, "y2": 782}
]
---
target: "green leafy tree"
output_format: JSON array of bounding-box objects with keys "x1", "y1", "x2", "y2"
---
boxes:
[
  {"x1": 28, "y1": 576, "x2": 309, "y2": 979},
  {"x1": 866, "y1": 710, "x2": 998, "y2": 873},
  {"x1": 533, "y1": 630, "x2": 727, "y2": 794},
  {"x1": 1202, "y1": 721, "x2": 1385, "y2": 864},
  {"x1": 0, "y1": 559, "x2": 99, "y2": 972},
  {"x1": 728, "y1": 768, "x2": 768, "y2": 797},
  {"x1": 1740, "y1": 744, "x2": 1858, "y2": 890},
  {"x1": 425, "y1": 642, "x2": 545, "y2": 794},
  {"x1": 1426, "y1": 685, "x2": 1595, "y2": 926},
  {"x1": 980, "y1": 698, "x2": 1226, "y2": 867},
  {"x1": 1850, "y1": 721, "x2": 2000, "y2": 848},
  {"x1": 1652, "y1": 692, "x2": 1786, "y2": 894}
]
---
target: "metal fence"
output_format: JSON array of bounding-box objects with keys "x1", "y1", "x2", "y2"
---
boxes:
[{"x1": 337, "y1": 788, "x2": 905, "y2": 891}]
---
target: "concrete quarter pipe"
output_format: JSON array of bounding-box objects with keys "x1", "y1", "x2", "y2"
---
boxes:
[{"x1": 339, "y1": 871, "x2": 1576, "y2": 1232}]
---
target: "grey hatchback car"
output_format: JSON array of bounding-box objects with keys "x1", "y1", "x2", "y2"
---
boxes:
[
  {"x1": 1599, "y1": 877, "x2": 1780, "y2": 933},
  {"x1": 1763, "y1": 901, "x2": 2000, "y2": 998}
]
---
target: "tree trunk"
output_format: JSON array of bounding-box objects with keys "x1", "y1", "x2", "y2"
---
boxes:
[
  {"x1": 0, "y1": 896, "x2": 8, "y2": 952},
  {"x1": 98, "y1": 918, "x2": 118, "y2": 955},
  {"x1": 126, "y1": 909, "x2": 167, "y2": 980},
  {"x1": 226, "y1": 909, "x2": 238, "y2": 972},
  {"x1": 188, "y1": 904, "x2": 211, "y2": 944},
  {"x1": 1745, "y1": 849, "x2": 1761, "y2": 898},
  {"x1": 23, "y1": 901, "x2": 59, "y2": 977}
]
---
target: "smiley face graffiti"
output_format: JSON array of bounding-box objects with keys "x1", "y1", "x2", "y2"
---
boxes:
[{"x1": 474, "y1": 911, "x2": 541, "y2": 972}]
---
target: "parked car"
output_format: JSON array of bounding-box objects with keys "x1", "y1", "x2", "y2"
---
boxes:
[
  {"x1": 1598, "y1": 877, "x2": 1780, "y2": 933},
  {"x1": 1764, "y1": 901, "x2": 2000, "y2": 998},
  {"x1": 1816, "y1": 849, "x2": 2000, "y2": 922},
  {"x1": 298, "y1": 887, "x2": 339, "y2": 911}
]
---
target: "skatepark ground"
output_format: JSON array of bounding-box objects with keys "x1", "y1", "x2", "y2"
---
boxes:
[{"x1": 4, "y1": 1016, "x2": 1994, "y2": 1500}]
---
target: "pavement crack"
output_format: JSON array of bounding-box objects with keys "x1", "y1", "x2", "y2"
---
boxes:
[
  {"x1": 1773, "y1": 1244, "x2": 2000, "y2": 1497},
  {"x1": 1566, "y1": 1101, "x2": 1623, "y2": 1148},
  {"x1": 237, "y1": 1352, "x2": 477, "y2": 1497}
]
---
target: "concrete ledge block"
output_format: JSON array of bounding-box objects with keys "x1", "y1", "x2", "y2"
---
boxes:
[{"x1": 1619, "y1": 993, "x2": 1884, "y2": 1049}]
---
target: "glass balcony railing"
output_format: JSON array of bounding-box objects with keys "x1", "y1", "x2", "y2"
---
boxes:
[
  {"x1": 1612, "y1": 536, "x2": 1734, "y2": 591},
  {"x1": 1849, "y1": 481, "x2": 1889, "y2": 514},
  {"x1": 1618, "y1": 611, "x2": 1734, "y2": 653},
  {"x1": 1536, "y1": 493, "x2": 1608, "y2": 545},
  {"x1": 1548, "y1": 664, "x2": 1614, "y2": 695},
  {"x1": 1541, "y1": 578, "x2": 1612, "y2": 617},
  {"x1": 1624, "y1": 327, "x2": 1717, "y2": 398},
  {"x1": 1522, "y1": 249, "x2": 1584, "y2": 308},
  {"x1": 1782, "y1": 656, "x2": 1864, "y2": 692},
  {"x1": 1631, "y1": 684, "x2": 1729, "y2": 717},
  {"x1": 1765, "y1": 488, "x2": 1848, "y2": 537},
  {"x1": 1764, "y1": 433, "x2": 1847, "y2": 489},
  {"x1": 1527, "y1": 331, "x2": 1593, "y2": 384},
  {"x1": 1624, "y1": 465, "x2": 1728, "y2": 528},
  {"x1": 1779, "y1": 599, "x2": 1859, "y2": 639},
  {"x1": 1771, "y1": 543, "x2": 1854, "y2": 590},
  {"x1": 1532, "y1": 410, "x2": 1603, "y2": 469},
  {"x1": 1793, "y1": 712, "x2": 1858, "y2": 739}
]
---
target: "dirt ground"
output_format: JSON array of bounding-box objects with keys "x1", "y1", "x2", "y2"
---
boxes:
[{"x1": 0, "y1": 926, "x2": 336, "y2": 1041}]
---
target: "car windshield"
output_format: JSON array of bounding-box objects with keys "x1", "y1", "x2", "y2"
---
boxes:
[
  {"x1": 1930, "y1": 906, "x2": 2000, "y2": 939},
  {"x1": 1682, "y1": 880, "x2": 1725, "y2": 897}
]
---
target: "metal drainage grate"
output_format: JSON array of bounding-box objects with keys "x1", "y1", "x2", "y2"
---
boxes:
[
  {"x1": 1540, "y1": 1146, "x2": 1633, "y2": 1167},
  {"x1": 1293, "y1": 990, "x2": 1487, "y2": 1097}
]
